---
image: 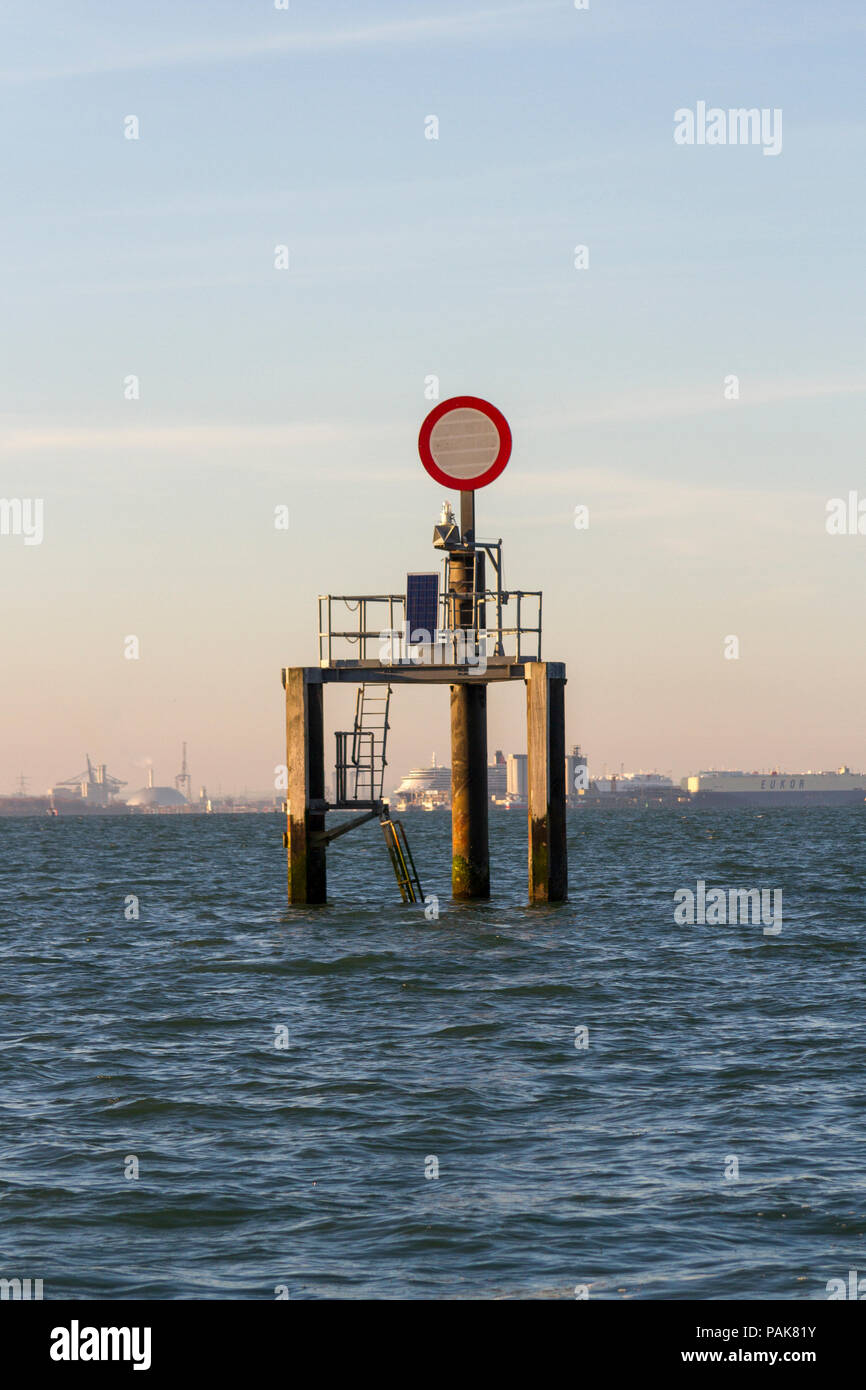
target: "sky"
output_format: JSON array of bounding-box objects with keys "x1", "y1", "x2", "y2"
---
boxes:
[{"x1": 1, "y1": 0, "x2": 865, "y2": 797}]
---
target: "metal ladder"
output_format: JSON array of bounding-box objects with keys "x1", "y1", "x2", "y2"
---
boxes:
[
  {"x1": 350, "y1": 684, "x2": 391, "y2": 802},
  {"x1": 380, "y1": 812, "x2": 424, "y2": 903}
]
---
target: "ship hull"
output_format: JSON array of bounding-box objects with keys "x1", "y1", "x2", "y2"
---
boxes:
[{"x1": 691, "y1": 789, "x2": 866, "y2": 808}]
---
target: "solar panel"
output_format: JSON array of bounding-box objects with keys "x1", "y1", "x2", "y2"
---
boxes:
[{"x1": 406, "y1": 573, "x2": 439, "y2": 644}]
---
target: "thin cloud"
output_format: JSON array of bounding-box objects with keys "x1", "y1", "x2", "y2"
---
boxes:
[
  {"x1": 0, "y1": 421, "x2": 402, "y2": 454},
  {"x1": 3, "y1": 374, "x2": 862, "y2": 458},
  {"x1": 520, "y1": 377, "x2": 866, "y2": 430},
  {"x1": 524, "y1": 469, "x2": 825, "y2": 523},
  {"x1": 0, "y1": 4, "x2": 561, "y2": 83}
]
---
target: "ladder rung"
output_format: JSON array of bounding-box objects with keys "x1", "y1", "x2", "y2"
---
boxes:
[{"x1": 380, "y1": 813, "x2": 423, "y2": 904}]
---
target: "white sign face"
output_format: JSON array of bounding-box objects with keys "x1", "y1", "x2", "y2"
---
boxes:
[
  {"x1": 427, "y1": 407, "x2": 501, "y2": 482},
  {"x1": 419, "y1": 395, "x2": 511, "y2": 491}
]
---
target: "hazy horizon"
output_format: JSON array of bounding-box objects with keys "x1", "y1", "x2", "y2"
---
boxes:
[{"x1": 6, "y1": 741, "x2": 866, "y2": 804}]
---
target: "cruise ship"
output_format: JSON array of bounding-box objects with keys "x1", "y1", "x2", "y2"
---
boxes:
[
  {"x1": 393, "y1": 751, "x2": 508, "y2": 810},
  {"x1": 393, "y1": 755, "x2": 452, "y2": 811},
  {"x1": 687, "y1": 767, "x2": 866, "y2": 807}
]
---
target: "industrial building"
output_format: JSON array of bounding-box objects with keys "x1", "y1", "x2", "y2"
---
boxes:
[
  {"x1": 125, "y1": 768, "x2": 189, "y2": 810},
  {"x1": 50, "y1": 756, "x2": 126, "y2": 807},
  {"x1": 391, "y1": 744, "x2": 677, "y2": 811}
]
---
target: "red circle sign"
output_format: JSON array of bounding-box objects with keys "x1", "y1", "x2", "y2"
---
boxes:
[{"x1": 418, "y1": 395, "x2": 511, "y2": 491}]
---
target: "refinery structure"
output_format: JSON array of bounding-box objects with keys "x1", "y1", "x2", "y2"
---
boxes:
[
  {"x1": 48, "y1": 748, "x2": 196, "y2": 813},
  {"x1": 0, "y1": 745, "x2": 279, "y2": 816},
  {"x1": 50, "y1": 755, "x2": 127, "y2": 808}
]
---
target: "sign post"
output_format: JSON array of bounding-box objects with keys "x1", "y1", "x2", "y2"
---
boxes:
[
  {"x1": 418, "y1": 395, "x2": 512, "y2": 547},
  {"x1": 417, "y1": 396, "x2": 512, "y2": 900}
]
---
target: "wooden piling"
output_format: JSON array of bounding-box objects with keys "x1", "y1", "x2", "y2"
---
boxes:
[
  {"x1": 280, "y1": 657, "x2": 567, "y2": 909},
  {"x1": 283, "y1": 667, "x2": 327, "y2": 904},
  {"x1": 526, "y1": 662, "x2": 568, "y2": 903},
  {"x1": 450, "y1": 682, "x2": 490, "y2": 898}
]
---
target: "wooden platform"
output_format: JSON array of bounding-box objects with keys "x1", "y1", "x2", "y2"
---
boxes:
[
  {"x1": 284, "y1": 660, "x2": 565, "y2": 687},
  {"x1": 282, "y1": 660, "x2": 568, "y2": 906}
]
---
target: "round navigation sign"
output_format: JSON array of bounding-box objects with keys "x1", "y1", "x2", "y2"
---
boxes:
[{"x1": 418, "y1": 395, "x2": 511, "y2": 491}]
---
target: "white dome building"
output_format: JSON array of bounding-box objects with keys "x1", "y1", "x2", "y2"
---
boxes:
[{"x1": 126, "y1": 768, "x2": 188, "y2": 810}]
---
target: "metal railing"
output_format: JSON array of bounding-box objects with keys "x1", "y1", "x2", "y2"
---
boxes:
[
  {"x1": 318, "y1": 595, "x2": 405, "y2": 665},
  {"x1": 335, "y1": 729, "x2": 377, "y2": 805},
  {"x1": 318, "y1": 589, "x2": 542, "y2": 666}
]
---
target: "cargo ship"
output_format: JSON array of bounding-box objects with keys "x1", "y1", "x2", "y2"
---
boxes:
[
  {"x1": 686, "y1": 767, "x2": 866, "y2": 807},
  {"x1": 576, "y1": 770, "x2": 682, "y2": 808}
]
